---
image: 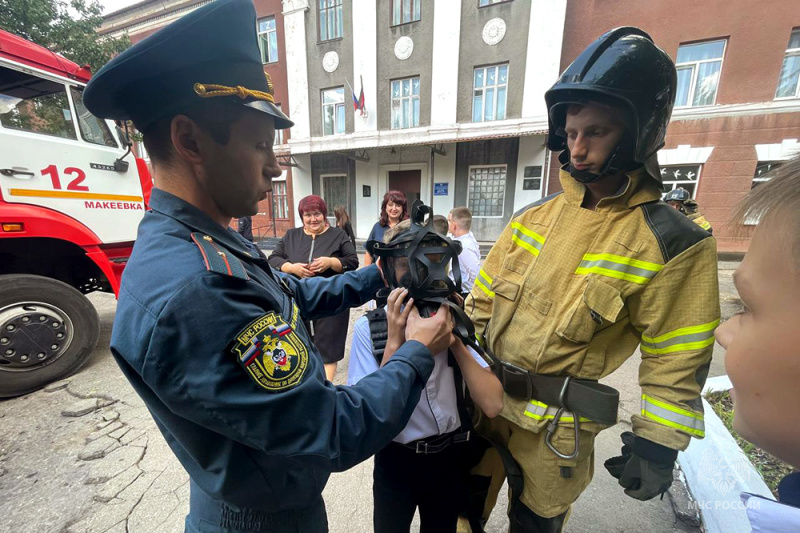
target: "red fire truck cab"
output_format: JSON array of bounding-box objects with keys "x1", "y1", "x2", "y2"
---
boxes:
[{"x1": 0, "y1": 30, "x2": 152, "y2": 396}]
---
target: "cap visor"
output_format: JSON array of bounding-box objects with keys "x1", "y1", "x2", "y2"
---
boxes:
[{"x1": 245, "y1": 100, "x2": 294, "y2": 129}]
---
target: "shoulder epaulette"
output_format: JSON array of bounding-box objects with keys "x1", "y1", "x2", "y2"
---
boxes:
[
  {"x1": 639, "y1": 201, "x2": 712, "y2": 263},
  {"x1": 513, "y1": 191, "x2": 563, "y2": 219},
  {"x1": 190, "y1": 232, "x2": 249, "y2": 280}
]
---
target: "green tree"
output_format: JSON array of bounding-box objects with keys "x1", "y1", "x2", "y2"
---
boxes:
[{"x1": 0, "y1": 0, "x2": 130, "y2": 72}]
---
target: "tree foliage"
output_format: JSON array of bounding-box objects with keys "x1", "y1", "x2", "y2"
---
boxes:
[{"x1": 0, "y1": 0, "x2": 130, "y2": 71}]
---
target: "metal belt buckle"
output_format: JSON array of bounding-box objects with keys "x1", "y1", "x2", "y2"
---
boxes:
[
  {"x1": 545, "y1": 376, "x2": 581, "y2": 460},
  {"x1": 415, "y1": 441, "x2": 429, "y2": 454},
  {"x1": 501, "y1": 361, "x2": 533, "y2": 401}
]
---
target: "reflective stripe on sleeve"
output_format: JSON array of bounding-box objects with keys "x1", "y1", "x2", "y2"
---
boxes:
[
  {"x1": 511, "y1": 223, "x2": 545, "y2": 257},
  {"x1": 640, "y1": 319, "x2": 719, "y2": 355},
  {"x1": 575, "y1": 253, "x2": 663, "y2": 285},
  {"x1": 474, "y1": 268, "x2": 495, "y2": 299},
  {"x1": 641, "y1": 394, "x2": 705, "y2": 438},
  {"x1": 524, "y1": 399, "x2": 591, "y2": 423}
]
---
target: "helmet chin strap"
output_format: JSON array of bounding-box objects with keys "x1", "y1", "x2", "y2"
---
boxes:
[{"x1": 568, "y1": 145, "x2": 623, "y2": 184}]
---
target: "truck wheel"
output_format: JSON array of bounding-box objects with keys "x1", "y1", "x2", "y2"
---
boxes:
[{"x1": 0, "y1": 275, "x2": 100, "y2": 397}]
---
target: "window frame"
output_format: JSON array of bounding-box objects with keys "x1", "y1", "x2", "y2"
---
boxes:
[
  {"x1": 390, "y1": 76, "x2": 420, "y2": 130},
  {"x1": 674, "y1": 39, "x2": 727, "y2": 109},
  {"x1": 271, "y1": 179, "x2": 290, "y2": 220},
  {"x1": 321, "y1": 173, "x2": 349, "y2": 226},
  {"x1": 318, "y1": 0, "x2": 344, "y2": 43},
  {"x1": 472, "y1": 63, "x2": 509, "y2": 123},
  {"x1": 274, "y1": 103, "x2": 284, "y2": 146},
  {"x1": 321, "y1": 87, "x2": 346, "y2": 136},
  {"x1": 68, "y1": 86, "x2": 119, "y2": 148},
  {"x1": 659, "y1": 164, "x2": 703, "y2": 199},
  {"x1": 391, "y1": 0, "x2": 421, "y2": 26},
  {"x1": 775, "y1": 29, "x2": 800, "y2": 100},
  {"x1": 257, "y1": 16, "x2": 279, "y2": 64},
  {"x1": 467, "y1": 164, "x2": 508, "y2": 219}
]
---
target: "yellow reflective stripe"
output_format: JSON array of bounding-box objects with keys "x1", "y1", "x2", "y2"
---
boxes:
[
  {"x1": 510, "y1": 222, "x2": 545, "y2": 244},
  {"x1": 511, "y1": 234, "x2": 540, "y2": 257},
  {"x1": 474, "y1": 269, "x2": 495, "y2": 299},
  {"x1": 575, "y1": 266, "x2": 652, "y2": 285},
  {"x1": 701, "y1": 221, "x2": 711, "y2": 230},
  {"x1": 523, "y1": 399, "x2": 591, "y2": 423},
  {"x1": 641, "y1": 319, "x2": 720, "y2": 355},
  {"x1": 581, "y1": 253, "x2": 663, "y2": 273},
  {"x1": 642, "y1": 319, "x2": 720, "y2": 344},
  {"x1": 641, "y1": 394, "x2": 705, "y2": 438},
  {"x1": 640, "y1": 337, "x2": 716, "y2": 356},
  {"x1": 640, "y1": 410, "x2": 705, "y2": 437}
]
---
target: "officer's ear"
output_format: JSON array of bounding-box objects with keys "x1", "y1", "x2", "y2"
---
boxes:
[{"x1": 170, "y1": 114, "x2": 205, "y2": 165}]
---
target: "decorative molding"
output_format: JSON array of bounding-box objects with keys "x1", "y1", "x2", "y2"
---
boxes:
[
  {"x1": 671, "y1": 99, "x2": 800, "y2": 121},
  {"x1": 287, "y1": 117, "x2": 549, "y2": 155},
  {"x1": 755, "y1": 139, "x2": 799, "y2": 161},
  {"x1": 394, "y1": 36, "x2": 414, "y2": 60},
  {"x1": 482, "y1": 18, "x2": 507, "y2": 46},
  {"x1": 657, "y1": 145, "x2": 715, "y2": 166},
  {"x1": 322, "y1": 51, "x2": 339, "y2": 73},
  {"x1": 282, "y1": 0, "x2": 310, "y2": 15}
]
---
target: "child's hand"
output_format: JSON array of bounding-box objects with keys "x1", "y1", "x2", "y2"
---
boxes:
[{"x1": 386, "y1": 288, "x2": 413, "y2": 349}]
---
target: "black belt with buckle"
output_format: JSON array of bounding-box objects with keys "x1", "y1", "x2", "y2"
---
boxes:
[{"x1": 401, "y1": 430, "x2": 472, "y2": 454}]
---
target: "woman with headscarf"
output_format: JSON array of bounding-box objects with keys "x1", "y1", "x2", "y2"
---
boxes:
[
  {"x1": 364, "y1": 190, "x2": 408, "y2": 266},
  {"x1": 268, "y1": 195, "x2": 359, "y2": 381}
]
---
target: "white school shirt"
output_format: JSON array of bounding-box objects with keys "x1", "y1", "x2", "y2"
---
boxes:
[
  {"x1": 347, "y1": 309, "x2": 488, "y2": 444},
  {"x1": 448, "y1": 231, "x2": 481, "y2": 293}
]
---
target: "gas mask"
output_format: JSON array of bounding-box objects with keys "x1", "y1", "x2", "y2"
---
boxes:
[{"x1": 366, "y1": 200, "x2": 462, "y2": 317}]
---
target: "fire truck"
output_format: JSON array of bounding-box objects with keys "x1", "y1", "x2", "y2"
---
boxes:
[{"x1": 0, "y1": 30, "x2": 152, "y2": 397}]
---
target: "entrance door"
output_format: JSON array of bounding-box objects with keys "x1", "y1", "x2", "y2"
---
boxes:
[
  {"x1": 388, "y1": 170, "x2": 421, "y2": 206},
  {"x1": 321, "y1": 174, "x2": 349, "y2": 227}
]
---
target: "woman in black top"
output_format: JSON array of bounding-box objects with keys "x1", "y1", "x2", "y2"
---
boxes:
[
  {"x1": 334, "y1": 204, "x2": 356, "y2": 248},
  {"x1": 268, "y1": 195, "x2": 358, "y2": 381}
]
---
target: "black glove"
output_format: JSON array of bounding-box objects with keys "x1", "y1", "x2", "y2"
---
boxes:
[{"x1": 603, "y1": 431, "x2": 678, "y2": 501}]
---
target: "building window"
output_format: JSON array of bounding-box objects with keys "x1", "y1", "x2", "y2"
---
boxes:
[
  {"x1": 391, "y1": 77, "x2": 420, "y2": 129},
  {"x1": 479, "y1": 0, "x2": 512, "y2": 6},
  {"x1": 776, "y1": 29, "x2": 800, "y2": 99},
  {"x1": 473, "y1": 64, "x2": 508, "y2": 122},
  {"x1": 752, "y1": 161, "x2": 781, "y2": 189},
  {"x1": 392, "y1": 0, "x2": 420, "y2": 25},
  {"x1": 468, "y1": 165, "x2": 507, "y2": 217},
  {"x1": 258, "y1": 17, "x2": 279, "y2": 64},
  {"x1": 319, "y1": 0, "x2": 343, "y2": 41},
  {"x1": 322, "y1": 88, "x2": 345, "y2": 136},
  {"x1": 272, "y1": 180, "x2": 289, "y2": 219},
  {"x1": 659, "y1": 164, "x2": 701, "y2": 197},
  {"x1": 675, "y1": 40, "x2": 726, "y2": 108}
]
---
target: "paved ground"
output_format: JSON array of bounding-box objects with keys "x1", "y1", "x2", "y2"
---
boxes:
[{"x1": 0, "y1": 260, "x2": 741, "y2": 533}]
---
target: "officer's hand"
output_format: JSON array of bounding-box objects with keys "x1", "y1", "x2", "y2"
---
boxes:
[
  {"x1": 386, "y1": 288, "x2": 413, "y2": 348},
  {"x1": 290, "y1": 262, "x2": 314, "y2": 278},
  {"x1": 604, "y1": 431, "x2": 677, "y2": 501},
  {"x1": 405, "y1": 304, "x2": 454, "y2": 355}
]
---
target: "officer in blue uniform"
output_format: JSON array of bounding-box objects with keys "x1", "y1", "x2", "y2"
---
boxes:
[{"x1": 82, "y1": 1, "x2": 454, "y2": 531}]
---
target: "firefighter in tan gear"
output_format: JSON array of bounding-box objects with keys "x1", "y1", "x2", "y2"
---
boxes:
[
  {"x1": 665, "y1": 188, "x2": 714, "y2": 234},
  {"x1": 460, "y1": 28, "x2": 720, "y2": 533}
]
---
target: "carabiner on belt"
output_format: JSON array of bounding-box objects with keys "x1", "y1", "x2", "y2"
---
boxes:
[{"x1": 545, "y1": 376, "x2": 581, "y2": 460}]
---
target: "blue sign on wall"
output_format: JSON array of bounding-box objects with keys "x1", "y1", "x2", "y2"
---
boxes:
[{"x1": 434, "y1": 182, "x2": 448, "y2": 196}]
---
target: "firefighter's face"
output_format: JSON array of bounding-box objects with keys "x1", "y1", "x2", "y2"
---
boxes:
[
  {"x1": 201, "y1": 110, "x2": 283, "y2": 218},
  {"x1": 715, "y1": 212, "x2": 800, "y2": 467},
  {"x1": 564, "y1": 103, "x2": 626, "y2": 174}
]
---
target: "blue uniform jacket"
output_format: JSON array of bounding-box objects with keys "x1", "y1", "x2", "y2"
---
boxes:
[{"x1": 110, "y1": 189, "x2": 434, "y2": 512}]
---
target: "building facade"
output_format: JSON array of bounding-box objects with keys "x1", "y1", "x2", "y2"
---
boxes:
[
  {"x1": 283, "y1": 0, "x2": 567, "y2": 241},
  {"x1": 550, "y1": 0, "x2": 800, "y2": 253},
  {"x1": 100, "y1": 0, "x2": 297, "y2": 239}
]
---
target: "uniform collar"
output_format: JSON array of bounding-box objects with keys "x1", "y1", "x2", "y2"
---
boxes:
[
  {"x1": 559, "y1": 166, "x2": 662, "y2": 212},
  {"x1": 149, "y1": 188, "x2": 259, "y2": 259}
]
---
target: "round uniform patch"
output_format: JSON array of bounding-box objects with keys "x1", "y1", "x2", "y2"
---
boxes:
[{"x1": 230, "y1": 312, "x2": 309, "y2": 392}]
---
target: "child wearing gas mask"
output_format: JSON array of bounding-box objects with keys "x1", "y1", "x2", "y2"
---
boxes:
[
  {"x1": 347, "y1": 218, "x2": 503, "y2": 533},
  {"x1": 714, "y1": 155, "x2": 800, "y2": 530}
]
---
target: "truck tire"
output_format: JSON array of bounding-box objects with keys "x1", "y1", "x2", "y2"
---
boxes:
[{"x1": 0, "y1": 275, "x2": 100, "y2": 397}]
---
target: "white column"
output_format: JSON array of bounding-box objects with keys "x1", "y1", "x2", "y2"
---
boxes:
[
  {"x1": 513, "y1": 135, "x2": 546, "y2": 212},
  {"x1": 432, "y1": 146, "x2": 457, "y2": 216},
  {"x1": 291, "y1": 154, "x2": 313, "y2": 227},
  {"x1": 352, "y1": 0, "x2": 378, "y2": 132},
  {"x1": 521, "y1": 0, "x2": 567, "y2": 119},
  {"x1": 430, "y1": 0, "x2": 462, "y2": 126},
  {"x1": 282, "y1": 0, "x2": 311, "y2": 140}
]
